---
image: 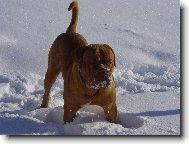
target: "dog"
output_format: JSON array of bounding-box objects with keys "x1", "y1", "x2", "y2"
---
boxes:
[{"x1": 40, "y1": 1, "x2": 117, "y2": 123}]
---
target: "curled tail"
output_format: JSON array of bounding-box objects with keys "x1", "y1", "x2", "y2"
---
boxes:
[{"x1": 66, "y1": 1, "x2": 79, "y2": 33}]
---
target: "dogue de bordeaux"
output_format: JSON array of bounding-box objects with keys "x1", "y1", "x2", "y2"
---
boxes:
[{"x1": 40, "y1": 1, "x2": 117, "y2": 123}]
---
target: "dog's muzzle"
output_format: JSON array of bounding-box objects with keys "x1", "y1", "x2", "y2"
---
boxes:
[{"x1": 90, "y1": 67, "x2": 112, "y2": 89}]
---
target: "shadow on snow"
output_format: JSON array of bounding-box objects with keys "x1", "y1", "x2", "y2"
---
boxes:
[{"x1": 134, "y1": 109, "x2": 180, "y2": 117}]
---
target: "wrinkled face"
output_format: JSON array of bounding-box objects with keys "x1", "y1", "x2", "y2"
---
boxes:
[{"x1": 80, "y1": 44, "x2": 116, "y2": 89}]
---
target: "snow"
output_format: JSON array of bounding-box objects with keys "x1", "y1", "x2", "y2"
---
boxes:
[{"x1": 0, "y1": 0, "x2": 180, "y2": 135}]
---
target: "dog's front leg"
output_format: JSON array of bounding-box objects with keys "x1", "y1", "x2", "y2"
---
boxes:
[
  {"x1": 64, "y1": 105, "x2": 80, "y2": 124},
  {"x1": 103, "y1": 104, "x2": 117, "y2": 123}
]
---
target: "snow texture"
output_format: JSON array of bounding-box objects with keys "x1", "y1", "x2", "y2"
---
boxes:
[{"x1": 0, "y1": 0, "x2": 180, "y2": 135}]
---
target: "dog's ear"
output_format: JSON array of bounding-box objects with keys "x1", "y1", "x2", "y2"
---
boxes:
[{"x1": 103, "y1": 44, "x2": 116, "y2": 67}]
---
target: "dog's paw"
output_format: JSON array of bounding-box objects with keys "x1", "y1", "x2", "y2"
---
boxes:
[{"x1": 39, "y1": 104, "x2": 48, "y2": 109}]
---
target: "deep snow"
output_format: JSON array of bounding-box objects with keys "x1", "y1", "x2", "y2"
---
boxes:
[{"x1": 0, "y1": 0, "x2": 180, "y2": 135}]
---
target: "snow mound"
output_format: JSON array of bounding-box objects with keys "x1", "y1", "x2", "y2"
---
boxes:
[{"x1": 114, "y1": 64, "x2": 180, "y2": 94}]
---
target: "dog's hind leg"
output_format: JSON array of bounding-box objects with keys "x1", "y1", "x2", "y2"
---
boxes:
[
  {"x1": 40, "y1": 45, "x2": 61, "y2": 108},
  {"x1": 40, "y1": 67, "x2": 60, "y2": 108}
]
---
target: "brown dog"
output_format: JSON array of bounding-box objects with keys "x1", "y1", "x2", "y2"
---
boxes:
[{"x1": 40, "y1": 1, "x2": 117, "y2": 123}]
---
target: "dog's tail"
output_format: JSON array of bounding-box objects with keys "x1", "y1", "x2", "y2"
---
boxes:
[{"x1": 66, "y1": 1, "x2": 79, "y2": 34}]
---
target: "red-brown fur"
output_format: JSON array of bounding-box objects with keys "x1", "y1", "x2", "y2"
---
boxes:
[{"x1": 40, "y1": 1, "x2": 117, "y2": 123}]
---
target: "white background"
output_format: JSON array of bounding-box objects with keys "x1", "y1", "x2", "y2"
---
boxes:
[{"x1": 0, "y1": 0, "x2": 188, "y2": 143}]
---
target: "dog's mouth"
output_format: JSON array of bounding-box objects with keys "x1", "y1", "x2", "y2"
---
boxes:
[
  {"x1": 88, "y1": 67, "x2": 113, "y2": 89},
  {"x1": 89, "y1": 75, "x2": 112, "y2": 89},
  {"x1": 90, "y1": 80, "x2": 111, "y2": 89},
  {"x1": 80, "y1": 63, "x2": 114, "y2": 89}
]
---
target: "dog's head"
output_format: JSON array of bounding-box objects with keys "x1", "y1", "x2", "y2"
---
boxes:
[{"x1": 78, "y1": 44, "x2": 116, "y2": 89}]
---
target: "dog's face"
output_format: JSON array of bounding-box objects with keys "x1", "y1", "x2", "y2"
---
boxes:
[{"x1": 79, "y1": 44, "x2": 116, "y2": 89}]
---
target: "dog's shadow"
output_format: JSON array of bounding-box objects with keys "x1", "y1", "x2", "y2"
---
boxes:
[
  {"x1": 118, "y1": 112, "x2": 144, "y2": 129},
  {"x1": 74, "y1": 106, "x2": 144, "y2": 129}
]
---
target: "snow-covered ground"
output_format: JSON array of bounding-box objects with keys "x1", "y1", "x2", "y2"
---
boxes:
[{"x1": 0, "y1": 0, "x2": 180, "y2": 135}]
